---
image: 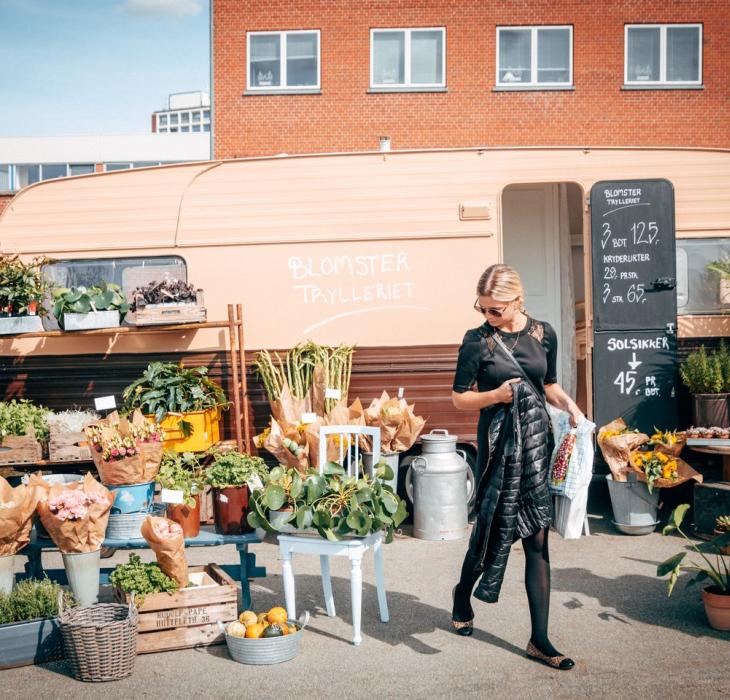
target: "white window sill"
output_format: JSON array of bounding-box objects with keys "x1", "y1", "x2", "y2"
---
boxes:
[
  {"x1": 621, "y1": 84, "x2": 704, "y2": 91},
  {"x1": 243, "y1": 88, "x2": 322, "y2": 96},
  {"x1": 493, "y1": 85, "x2": 574, "y2": 92},
  {"x1": 367, "y1": 86, "x2": 448, "y2": 93}
]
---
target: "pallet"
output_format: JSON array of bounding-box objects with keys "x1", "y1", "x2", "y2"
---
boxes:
[
  {"x1": 0, "y1": 433, "x2": 43, "y2": 465},
  {"x1": 113, "y1": 564, "x2": 237, "y2": 654},
  {"x1": 125, "y1": 304, "x2": 206, "y2": 326},
  {"x1": 47, "y1": 427, "x2": 91, "y2": 462}
]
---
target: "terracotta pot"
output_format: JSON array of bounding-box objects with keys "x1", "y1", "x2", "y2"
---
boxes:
[
  {"x1": 702, "y1": 586, "x2": 730, "y2": 631},
  {"x1": 691, "y1": 393, "x2": 730, "y2": 429},
  {"x1": 166, "y1": 494, "x2": 201, "y2": 538},
  {"x1": 213, "y1": 486, "x2": 251, "y2": 535}
]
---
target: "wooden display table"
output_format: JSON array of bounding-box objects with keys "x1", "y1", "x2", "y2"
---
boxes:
[
  {"x1": 686, "y1": 438, "x2": 730, "y2": 482},
  {"x1": 19, "y1": 525, "x2": 265, "y2": 611}
]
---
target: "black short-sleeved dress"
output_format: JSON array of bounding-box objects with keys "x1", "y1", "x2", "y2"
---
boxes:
[{"x1": 453, "y1": 317, "x2": 558, "y2": 485}]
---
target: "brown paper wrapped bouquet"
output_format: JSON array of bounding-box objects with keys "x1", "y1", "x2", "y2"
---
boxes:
[
  {"x1": 141, "y1": 516, "x2": 189, "y2": 588},
  {"x1": 36, "y1": 473, "x2": 114, "y2": 553},
  {"x1": 364, "y1": 391, "x2": 426, "y2": 453},
  {"x1": 0, "y1": 477, "x2": 37, "y2": 557}
]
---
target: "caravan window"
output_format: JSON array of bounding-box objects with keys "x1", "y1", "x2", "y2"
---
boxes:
[
  {"x1": 676, "y1": 238, "x2": 730, "y2": 315},
  {"x1": 43, "y1": 256, "x2": 187, "y2": 296}
]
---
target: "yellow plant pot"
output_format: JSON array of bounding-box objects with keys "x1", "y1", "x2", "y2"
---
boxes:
[{"x1": 147, "y1": 407, "x2": 221, "y2": 453}]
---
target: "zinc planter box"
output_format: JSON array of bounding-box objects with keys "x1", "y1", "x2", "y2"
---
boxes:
[
  {"x1": 62, "y1": 310, "x2": 120, "y2": 331},
  {"x1": 0, "y1": 616, "x2": 64, "y2": 669},
  {"x1": 0, "y1": 315, "x2": 43, "y2": 335}
]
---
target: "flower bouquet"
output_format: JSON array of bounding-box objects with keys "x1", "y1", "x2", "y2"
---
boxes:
[
  {"x1": 0, "y1": 476, "x2": 37, "y2": 557},
  {"x1": 140, "y1": 516, "x2": 189, "y2": 588},
  {"x1": 597, "y1": 418, "x2": 649, "y2": 480},
  {"x1": 84, "y1": 410, "x2": 165, "y2": 484},
  {"x1": 363, "y1": 391, "x2": 426, "y2": 454},
  {"x1": 628, "y1": 448, "x2": 702, "y2": 491},
  {"x1": 648, "y1": 427, "x2": 686, "y2": 458}
]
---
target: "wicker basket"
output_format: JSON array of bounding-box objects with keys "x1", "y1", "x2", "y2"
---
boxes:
[{"x1": 58, "y1": 592, "x2": 138, "y2": 682}]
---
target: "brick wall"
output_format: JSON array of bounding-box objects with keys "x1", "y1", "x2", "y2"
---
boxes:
[
  {"x1": 0, "y1": 194, "x2": 13, "y2": 217},
  {"x1": 213, "y1": 0, "x2": 730, "y2": 158}
]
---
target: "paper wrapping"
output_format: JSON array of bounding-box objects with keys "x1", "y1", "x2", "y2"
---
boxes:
[
  {"x1": 140, "y1": 516, "x2": 189, "y2": 588},
  {"x1": 597, "y1": 419, "x2": 649, "y2": 481},
  {"x1": 628, "y1": 453, "x2": 703, "y2": 489},
  {"x1": 36, "y1": 473, "x2": 114, "y2": 554},
  {"x1": 364, "y1": 391, "x2": 426, "y2": 453},
  {"x1": 0, "y1": 477, "x2": 37, "y2": 557}
]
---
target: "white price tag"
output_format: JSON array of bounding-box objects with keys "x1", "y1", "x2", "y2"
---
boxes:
[
  {"x1": 247, "y1": 474, "x2": 264, "y2": 491},
  {"x1": 219, "y1": 493, "x2": 229, "y2": 503},
  {"x1": 325, "y1": 387, "x2": 342, "y2": 400},
  {"x1": 160, "y1": 489, "x2": 184, "y2": 504},
  {"x1": 94, "y1": 395, "x2": 116, "y2": 411},
  {"x1": 397, "y1": 387, "x2": 404, "y2": 399},
  {"x1": 301, "y1": 412, "x2": 317, "y2": 424}
]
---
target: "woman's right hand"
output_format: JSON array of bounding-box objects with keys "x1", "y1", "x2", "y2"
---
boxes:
[{"x1": 492, "y1": 378, "x2": 521, "y2": 404}]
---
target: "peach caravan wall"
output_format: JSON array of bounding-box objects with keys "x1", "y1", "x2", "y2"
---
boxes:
[{"x1": 213, "y1": 0, "x2": 730, "y2": 159}]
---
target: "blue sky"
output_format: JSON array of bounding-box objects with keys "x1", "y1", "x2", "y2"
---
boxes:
[{"x1": 0, "y1": 0, "x2": 210, "y2": 136}]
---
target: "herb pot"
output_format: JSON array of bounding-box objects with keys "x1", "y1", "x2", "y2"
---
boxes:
[
  {"x1": 0, "y1": 554, "x2": 14, "y2": 594},
  {"x1": 0, "y1": 616, "x2": 64, "y2": 669},
  {"x1": 61, "y1": 549, "x2": 101, "y2": 607},
  {"x1": 691, "y1": 393, "x2": 730, "y2": 429},
  {"x1": 166, "y1": 494, "x2": 201, "y2": 538},
  {"x1": 702, "y1": 586, "x2": 730, "y2": 631},
  {"x1": 213, "y1": 486, "x2": 251, "y2": 535}
]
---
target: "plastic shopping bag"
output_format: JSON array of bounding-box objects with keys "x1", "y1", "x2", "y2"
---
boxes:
[{"x1": 546, "y1": 406, "x2": 596, "y2": 499}]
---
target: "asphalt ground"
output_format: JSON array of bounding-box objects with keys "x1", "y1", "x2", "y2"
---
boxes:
[{"x1": 3, "y1": 485, "x2": 728, "y2": 699}]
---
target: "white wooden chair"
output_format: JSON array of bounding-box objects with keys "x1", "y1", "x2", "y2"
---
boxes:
[{"x1": 278, "y1": 425, "x2": 389, "y2": 645}]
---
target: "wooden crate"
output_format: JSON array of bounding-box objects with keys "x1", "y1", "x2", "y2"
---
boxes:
[
  {"x1": 125, "y1": 304, "x2": 206, "y2": 326},
  {"x1": 48, "y1": 426, "x2": 91, "y2": 462},
  {"x1": 113, "y1": 564, "x2": 237, "y2": 654},
  {"x1": 0, "y1": 433, "x2": 43, "y2": 465}
]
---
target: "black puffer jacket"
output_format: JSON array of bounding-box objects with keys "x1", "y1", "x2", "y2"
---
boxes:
[{"x1": 467, "y1": 380, "x2": 553, "y2": 603}]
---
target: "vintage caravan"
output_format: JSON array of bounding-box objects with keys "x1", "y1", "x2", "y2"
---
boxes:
[{"x1": 0, "y1": 147, "x2": 729, "y2": 464}]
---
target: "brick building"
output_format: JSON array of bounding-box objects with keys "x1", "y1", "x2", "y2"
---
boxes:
[{"x1": 212, "y1": 0, "x2": 730, "y2": 158}]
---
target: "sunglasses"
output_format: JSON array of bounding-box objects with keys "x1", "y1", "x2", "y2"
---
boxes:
[{"x1": 473, "y1": 299, "x2": 511, "y2": 318}]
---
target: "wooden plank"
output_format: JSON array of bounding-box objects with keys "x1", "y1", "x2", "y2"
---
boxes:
[
  {"x1": 48, "y1": 428, "x2": 92, "y2": 461},
  {"x1": 137, "y1": 601, "x2": 237, "y2": 632},
  {"x1": 136, "y1": 622, "x2": 227, "y2": 654},
  {"x1": 0, "y1": 434, "x2": 43, "y2": 465},
  {"x1": 126, "y1": 305, "x2": 207, "y2": 326}
]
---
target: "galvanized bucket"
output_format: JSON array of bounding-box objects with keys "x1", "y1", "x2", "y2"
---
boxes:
[
  {"x1": 105, "y1": 503, "x2": 165, "y2": 540},
  {"x1": 221, "y1": 612, "x2": 309, "y2": 665}
]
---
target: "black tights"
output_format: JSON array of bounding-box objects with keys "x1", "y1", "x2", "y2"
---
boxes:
[{"x1": 452, "y1": 527, "x2": 561, "y2": 656}]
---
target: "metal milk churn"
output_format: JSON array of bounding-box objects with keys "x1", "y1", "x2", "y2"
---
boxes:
[{"x1": 405, "y1": 429, "x2": 474, "y2": 540}]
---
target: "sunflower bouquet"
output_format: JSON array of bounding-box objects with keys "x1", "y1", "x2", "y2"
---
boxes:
[
  {"x1": 648, "y1": 427, "x2": 686, "y2": 457},
  {"x1": 630, "y1": 450, "x2": 679, "y2": 492}
]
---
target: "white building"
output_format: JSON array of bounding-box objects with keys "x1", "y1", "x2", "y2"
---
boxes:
[{"x1": 152, "y1": 91, "x2": 211, "y2": 134}]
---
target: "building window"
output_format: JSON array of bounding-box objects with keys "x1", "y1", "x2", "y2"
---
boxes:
[
  {"x1": 625, "y1": 24, "x2": 702, "y2": 86},
  {"x1": 159, "y1": 114, "x2": 168, "y2": 127},
  {"x1": 496, "y1": 26, "x2": 572, "y2": 87},
  {"x1": 105, "y1": 163, "x2": 131, "y2": 171},
  {"x1": 13, "y1": 165, "x2": 40, "y2": 189},
  {"x1": 370, "y1": 28, "x2": 445, "y2": 88},
  {"x1": 69, "y1": 164, "x2": 94, "y2": 176},
  {"x1": 247, "y1": 30, "x2": 320, "y2": 90},
  {"x1": 0, "y1": 165, "x2": 9, "y2": 190},
  {"x1": 40, "y1": 164, "x2": 68, "y2": 181}
]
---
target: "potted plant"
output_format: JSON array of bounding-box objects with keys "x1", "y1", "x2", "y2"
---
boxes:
[
  {"x1": 0, "y1": 399, "x2": 49, "y2": 464},
  {"x1": 51, "y1": 282, "x2": 129, "y2": 330},
  {"x1": 679, "y1": 342, "x2": 730, "y2": 428},
  {"x1": 715, "y1": 515, "x2": 730, "y2": 556},
  {"x1": 157, "y1": 451, "x2": 204, "y2": 537},
  {"x1": 0, "y1": 578, "x2": 76, "y2": 669},
  {"x1": 707, "y1": 257, "x2": 730, "y2": 304},
  {"x1": 204, "y1": 451, "x2": 269, "y2": 535},
  {"x1": 248, "y1": 461, "x2": 408, "y2": 543},
  {"x1": 0, "y1": 254, "x2": 49, "y2": 333},
  {"x1": 248, "y1": 466, "x2": 313, "y2": 534},
  {"x1": 122, "y1": 362, "x2": 229, "y2": 452},
  {"x1": 657, "y1": 504, "x2": 730, "y2": 631},
  {"x1": 126, "y1": 277, "x2": 205, "y2": 326}
]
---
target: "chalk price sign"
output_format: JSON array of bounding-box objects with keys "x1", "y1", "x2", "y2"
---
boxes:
[{"x1": 591, "y1": 180, "x2": 676, "y2": 331}]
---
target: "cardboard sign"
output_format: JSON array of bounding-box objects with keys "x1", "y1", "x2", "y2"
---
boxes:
[
  {"x1": 325, "y1": 387, "x2": 342, "y2": 400},
  {"x1": 247, "y1": 474, "x2": 264, "y2": 491},
  {"x1": 160, "y1": 489, "x2": 185, "y2": 505},
  {"x1": 94, "y1": 395, "x2": 116, "y2": 411},
  {"x1": 301, "y1": 412, "x2": 317, "y2": 424}
]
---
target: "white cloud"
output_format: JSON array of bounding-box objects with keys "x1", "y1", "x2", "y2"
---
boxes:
[{"x1": 117, "y1": 0, "x2": 203, "y2": 20}]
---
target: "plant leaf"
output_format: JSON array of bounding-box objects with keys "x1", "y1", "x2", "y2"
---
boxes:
[
  {"x1": 263, "y1": 485, "x2": 286, "y2": 511},
  {"x1": 657, "y1": 552, "x2": 686, "y2": 578},
  {"x1": 671, "y1": 504, "x2": 691, "y2": 529}
]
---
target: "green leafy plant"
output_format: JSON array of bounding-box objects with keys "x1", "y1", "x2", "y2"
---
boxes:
[
  {"x1": 707, "y1": 257, "x2": 730, "y2": 280},
  {"x1": 157, "y1": 451, "x2": 203, "y2": 507},
  {"x1": 0, "y1": 254, "x2": 50, "y2": 317},
  {"x1": 52, "y1": 282, "x2": 129, "y2": 329},
  {"x1": 0, "y1": 399, "x2": 51, "y2": 442},
  {"x1": 657, "y1": 504, "x2": 730, "y2": 596},
  {"x1": 715, "y1": 515, "x2": 730, "y2": 533},
  {"x1": 109, "y1": 553, "x2": 179, "y2": 606},
  {"x1": 248, "y1": 461, "x2": 408, "y2": 543},
  {"x1": 0, "y1": 577, "x2": 76, "y2": 625},
  {"x1": 679, "y1": 342, "x2": 730, "y2": 395},
  {"x1": 204, "y1": 451, "x2": 269, "y2": 489},
  {"x1": 122, "y1": 362, "x2": 228, "y2": 436}
]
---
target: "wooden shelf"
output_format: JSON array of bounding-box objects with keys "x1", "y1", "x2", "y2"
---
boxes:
[{"x1": 4, "y1": 319, "x2": 240, "y2": 339}]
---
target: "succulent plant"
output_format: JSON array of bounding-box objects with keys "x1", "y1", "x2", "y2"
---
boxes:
[{"x1": 715, "y1": 515, "x2": 730, "y2": 533}]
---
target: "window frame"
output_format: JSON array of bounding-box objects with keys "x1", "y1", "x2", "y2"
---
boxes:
[
  {"x1": 246, "y1": 29, "x2": 321, "y2": 92},
  {"x1": 369, "y1": 27, "x2": 447, "y2": 89},
  {"x1": 624, "y1": 23, "x2": 703, "y2": 87},
  {"x1": 495, "y1": 25, "x2": 573, "y2": 89}
]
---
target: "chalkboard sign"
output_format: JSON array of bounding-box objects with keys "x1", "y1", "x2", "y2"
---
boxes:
[
  {"x1": 592, "y1": 330, "x2": 678, "y2": 434},
  {"x1": 591, "y1": 179, "x2": 677, "y2": 331}
]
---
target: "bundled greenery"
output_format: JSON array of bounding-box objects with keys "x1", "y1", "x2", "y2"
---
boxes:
[
  {"x1": 0, "y1": 399, "x2": 51, "y2": 442},
  {"x1": 204, "y1": 450, "x2": 269, "y2": 489},
  {"x1": 109, "y1": 553, "x2": 179, "y2": 606},
  {"x1": 157, "y1": 451, "x2": 203, "y2": 507},
  {"x1": 248, "y1": 462, "x2": 408, "y2": 543},
  {"x1": 657, "y1": 505, "x2": 730, "y2": 595},
  {"x1": 52, "y1": 282, "x2": 129, "y2": 329},
  {"x1": 679, "y1": 342, "x2": 730, "y2": 394},
  {"x1": 0, "y1": 578, "x2": 76, "y2": 624},
  {"x1": 122, "y1": 362, "x2": 228, "y2": 436},
  {"x1": 0, "y1": 254, "x2": 49, "y2": 317},
  {"x1": 254, "y1": 341, "x2": 355, "y2": 413}
]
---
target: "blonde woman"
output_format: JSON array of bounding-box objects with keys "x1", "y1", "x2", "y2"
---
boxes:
[{"x1": 450, "y1": 264, "x2": 581, "y2": 671}]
